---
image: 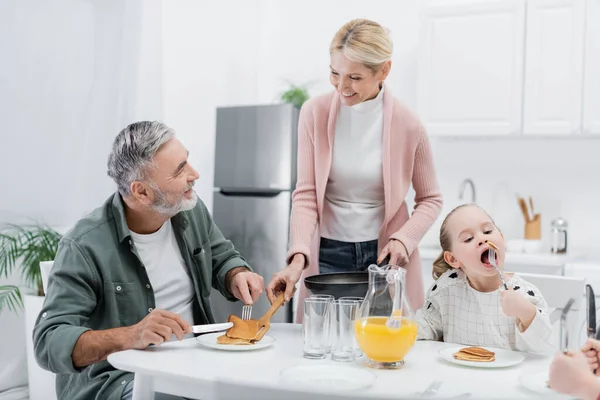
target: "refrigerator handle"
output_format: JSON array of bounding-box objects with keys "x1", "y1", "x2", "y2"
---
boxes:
[{"x1": 218, "y1": 188, "x2": 283, "y2": 198}]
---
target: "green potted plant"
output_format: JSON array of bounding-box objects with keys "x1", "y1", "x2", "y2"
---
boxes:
[
  {"x1": 280, "y1": 83, "x2": 310, "y2": 109},
  {"x1": 0, "y1": 224, "x2": 62, "y2": 313},
  {"x1": 0, "y1": 224, "x2": 62, "y2": 400}
]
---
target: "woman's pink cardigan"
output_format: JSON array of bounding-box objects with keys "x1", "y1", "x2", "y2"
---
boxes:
[{"x1": 287, "y1": 86, "x2": 443, "y2": 320}]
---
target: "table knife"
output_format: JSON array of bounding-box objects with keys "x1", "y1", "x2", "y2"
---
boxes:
[
  {"x1": 587, "y1": 285, "x2": 597, "y2": 339},
  {"x1": 192, "y1": 322, "x2": 233, "y2": 334}
]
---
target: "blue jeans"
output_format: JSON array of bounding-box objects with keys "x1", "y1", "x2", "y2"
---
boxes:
[
  {"x1": 121, "y1": 380, "x2": 191, "y2": 400},
  {"x1": 318, "y1": 237, "x2": 378, "y2": 274}
]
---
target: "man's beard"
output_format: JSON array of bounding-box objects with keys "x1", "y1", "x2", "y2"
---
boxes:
[{"x1": 150, "y1": 183, "x2": 197, "y2": 217}]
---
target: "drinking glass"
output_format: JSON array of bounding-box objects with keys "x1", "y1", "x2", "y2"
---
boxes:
[
  {"x1": 331, "y1": 299, "x2": 360, "y2": 362},
  {"x1": 302, "y1": 298, "x2": 331, "y2": 359}
]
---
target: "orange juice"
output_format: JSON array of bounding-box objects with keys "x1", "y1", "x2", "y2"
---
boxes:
[{"x1": 354, "y1": 317, "x2": 418, "y2": 363}]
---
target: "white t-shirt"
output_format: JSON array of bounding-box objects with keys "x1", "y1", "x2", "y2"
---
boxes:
[
  {"x1": 321, "y1": 87, "x2": 385, "y2": 242},
  {"x1": 417, "y1": 269, "x2": 554, "y2": 354},
  {"x1": 130, "y1": 220, "x2": 195, "y2": 328}
]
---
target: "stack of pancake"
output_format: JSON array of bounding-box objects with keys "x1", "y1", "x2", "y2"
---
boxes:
[
  {"x1": 453, "y1": 346, "x2": 495, "y2": 362},
  {"x1": 216, "y1": 315, "x2": 260, "y2": 345}
]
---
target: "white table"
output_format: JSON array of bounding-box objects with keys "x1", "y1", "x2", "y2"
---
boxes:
[{"x1": 108, "y1": 323, "x2": 557, "y2": 400}]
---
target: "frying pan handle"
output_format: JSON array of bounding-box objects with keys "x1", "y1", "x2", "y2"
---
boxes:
[{"x1": 378, "y1": 255, "x2": 391, "y2": 267}]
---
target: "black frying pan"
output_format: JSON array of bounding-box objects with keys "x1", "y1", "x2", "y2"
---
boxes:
[{"x1": 304, "y1": 272, "x2": 369, "y2": 299}]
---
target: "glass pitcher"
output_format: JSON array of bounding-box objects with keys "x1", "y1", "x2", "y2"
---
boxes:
[{"x1": 354, "y1": 264, "x2": 418, "y2": 369}]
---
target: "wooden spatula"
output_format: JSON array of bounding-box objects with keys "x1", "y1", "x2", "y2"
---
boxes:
[
  {"x1": 518, "y1": 197, "x2": 531, "y2": 222},
  {"x1": 254, "y1": 292, "x2": 288, "y2": 342}
]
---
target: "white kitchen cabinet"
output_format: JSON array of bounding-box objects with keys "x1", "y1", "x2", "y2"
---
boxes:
[
  {"x1": 417, "y1": 1, "x2": 526, "y2": 136},
  {"x1": 583, "y1": 0, "x2": 600, "y2": 136},
  {"x1": 523, "y1": 0, "x2": 586, "y2": 135}
]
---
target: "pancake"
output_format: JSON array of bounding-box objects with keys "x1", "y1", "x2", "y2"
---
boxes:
[
  {"x1": 453, "y1": 346, "x2": 496, "y2": 362},
  {"x1": 453, "y1": 353, "x2": 496, "y2": 362},
  {"x1": 457, "y1": 346, "x2": 495, "y2": 357},
  {"x1": 216, "y1": 334, "x2": 253, "y2": 345},
  {"x1": 225, "y1": 315, "x2": 259, "y2": 341}
]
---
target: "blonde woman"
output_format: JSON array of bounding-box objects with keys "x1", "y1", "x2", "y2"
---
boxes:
[
  {"x1": 266, "y1": 19, "x2": 442, "y2": 315},
  {"x1": 416, "y1": 204, "x2": 554, "y2": 354}
]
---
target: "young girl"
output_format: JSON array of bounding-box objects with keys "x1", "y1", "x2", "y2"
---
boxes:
[{"x1": 417, "y1": 204, "x2": 554, "y2": 354}]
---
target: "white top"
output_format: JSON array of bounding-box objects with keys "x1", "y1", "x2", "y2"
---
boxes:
[
  {"x1": 130, "y1": 220, "x2": 195, "y2": 327},
  {"x1": 108, "y1": 323, "x2": 553, "y2": 400},
  {"x1": 321, "y1": 87, "x2": 385, "y2": 242},
  {"x1": 417, "y1": 270, "x2": 554, "y2": 354}
]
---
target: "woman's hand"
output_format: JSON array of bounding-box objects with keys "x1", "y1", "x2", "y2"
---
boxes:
[
  {"x1": 266, "y1": 254, "x2": 304, "y2": 304},
  {"x1": 377, "y1": 239, "x2": 409, "y2": 267}
]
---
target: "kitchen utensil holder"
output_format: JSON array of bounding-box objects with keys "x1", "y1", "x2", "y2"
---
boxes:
[{"x1": 525, "y1": 214, "x2": 541, "y2": 240}]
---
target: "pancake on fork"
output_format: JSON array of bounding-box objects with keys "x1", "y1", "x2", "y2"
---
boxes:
[
  {"x1": 453, "y1": 346, "x2": 496, "y2": 362},
  {"x1": 487, "y1": 241, "x2": 499, "y2": 251},
  {"x1": 216, "y1": 314, "x2": 260, "y2": 345},
  {"x1": 225, "y1": 315, "x2": 259, "y2": 340}
]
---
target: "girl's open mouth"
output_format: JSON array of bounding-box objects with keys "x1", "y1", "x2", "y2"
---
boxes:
[{"x1": 480, "y1": 249, "x2": 497, "y2": 267}]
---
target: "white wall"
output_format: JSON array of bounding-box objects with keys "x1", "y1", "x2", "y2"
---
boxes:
[
  {"x1": 162, "y1": 0, "x2": 263, "y2": 212},
  {"x1": 0, "y1": 0, "x2": 161, "y2": 228},
  {"x1": 0, "y1": 1, "x2": 160, "y2": 397},
  {"x1": 256, "y1": 0, "x2": 421, "y2": 108}
]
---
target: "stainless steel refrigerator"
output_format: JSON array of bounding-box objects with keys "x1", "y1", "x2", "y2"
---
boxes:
[{"x1": 209, "y1": 104, "x2": 299, "y2": 323}]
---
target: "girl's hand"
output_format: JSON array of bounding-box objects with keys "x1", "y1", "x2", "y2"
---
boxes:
[{"x1": 500, "y1": 287, "x2": 536, "y2": 329}]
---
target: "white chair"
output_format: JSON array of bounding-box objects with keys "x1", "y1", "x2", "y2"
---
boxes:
[
  {"x1": 24, "y1": 261, "x2": 56, "y2": 400},
  {"x1": 518, "y1": 272, "x2": 586, "y2": 349},
  {"x1": 39, "y1": 260, "x2": 54, "y2": 295}
]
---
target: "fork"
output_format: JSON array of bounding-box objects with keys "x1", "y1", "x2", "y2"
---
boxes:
[
  {"x1": 560, "y1": 298, "x2": 575, "y2": 353},
  {"x1": 418, "y1": 380, "x2": 442, "y2": 397},
  {"x1": 242, "y1": 304, "x2": 252, "y2": 320},
  {"x1": 487, "y1": 247, "x2": 508, "y2": 290}
]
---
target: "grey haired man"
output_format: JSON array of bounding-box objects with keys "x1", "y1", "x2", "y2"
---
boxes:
[{"x1": 33, "y1": 121, "x2": 264, "y2": 400}]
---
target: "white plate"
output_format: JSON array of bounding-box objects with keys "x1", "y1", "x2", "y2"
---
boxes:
[
  {"x1": 519, "y1": 372, "x2": 573, "y2": 398},
  {"x1": 280, "y1": 364, "x2": 376, "y2": 391},
  {"x1": 438, "y1": 346, "x2": 525, "y2": 368},
  {"x1": 196, "y1": 332, "x2": 275, "y2": 351}
]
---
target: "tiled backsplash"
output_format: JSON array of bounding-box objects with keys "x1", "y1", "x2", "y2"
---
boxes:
[{"x1": 415, "y1": 137, "x2": 600, "y2": 250}]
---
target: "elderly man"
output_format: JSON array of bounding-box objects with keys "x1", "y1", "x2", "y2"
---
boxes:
[{"x1": 33, "y1": 121, "x2": 264, "y2": 400}]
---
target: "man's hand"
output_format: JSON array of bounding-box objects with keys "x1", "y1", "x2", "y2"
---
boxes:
[
  {"x1": 72, "y1": 309, "x2": 192, "y2": 368},
  {"x1": 129, "y1": 309, "x2": 192, "y2": 349},
  {"x1": 227, "y1": 267, "x2": 264, "y2": 305},
  {"x1": 266, "y1": 254, "x2": 304, "y2": 304},
  {"x1": 377, "y1": 239, "x2": 409, "y2": 267}
]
